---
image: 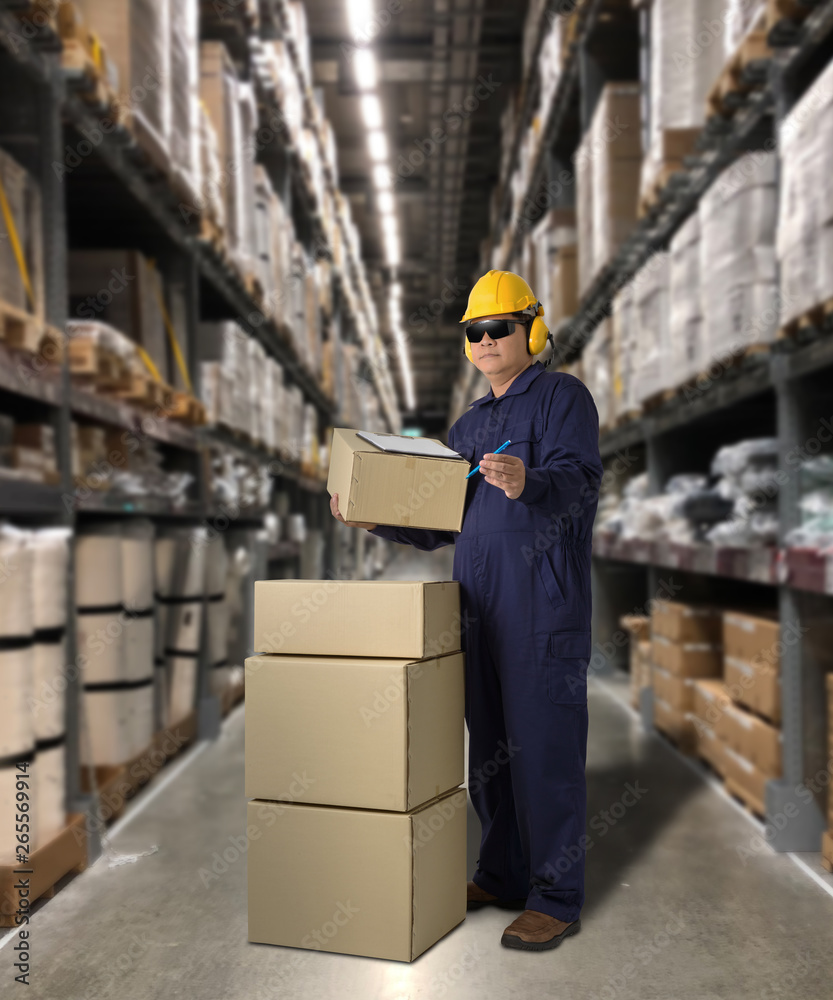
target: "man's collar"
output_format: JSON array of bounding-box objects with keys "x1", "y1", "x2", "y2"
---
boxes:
[{"x1": 468, "y1": 361, "x2": 545, "y2": 407}]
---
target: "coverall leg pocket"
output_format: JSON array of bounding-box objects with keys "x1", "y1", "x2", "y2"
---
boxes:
[{"x1": 547, "y1": 630, "x2": 591, "y2": 705}]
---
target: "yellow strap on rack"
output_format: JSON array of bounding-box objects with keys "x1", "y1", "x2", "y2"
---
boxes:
[
  {"x1": 136, "y1": 343, "x2": 163, "y2": 384},
  {"x1": 0, "y1": 171, "x2": 36, "y2": 313},
  {"x1": 89, "y1": 32, "x2": 103, "y2": 74},
  {"x1": 147, "y1": 259, "x2": 193, "y2": 394}
]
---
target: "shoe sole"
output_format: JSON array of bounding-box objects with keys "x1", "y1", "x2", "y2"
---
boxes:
[{"x1": 500, "y1": 918, "x2": 582, "y2": 952}]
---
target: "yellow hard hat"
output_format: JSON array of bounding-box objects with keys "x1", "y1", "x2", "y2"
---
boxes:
[
  {"x1": 460, "y1": 269, "x2": 542, "y2": 322},
  {"x1": 460, "y1": 269, "x2": 548, "y2": 362}
]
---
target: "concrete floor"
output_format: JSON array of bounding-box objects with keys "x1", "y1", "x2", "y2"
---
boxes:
[{"x1": 3, "y1": 545, "x2": 833, "y2": 999}]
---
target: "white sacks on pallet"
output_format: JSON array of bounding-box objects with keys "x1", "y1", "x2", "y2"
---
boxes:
[
  {"x1": 30, "y1": 528, "x2": 71, "y2": 630},
  {"x1": 582, "y1": 317, "x2": 613, "y2": 432},
  {"x1": 699, "y1": 151, "x2": 779, "y2": 358},
  {"x1": 0, "y1": 525, "x2": 34, "y2": 637},
  {"x1": 633, "y1": 251, "x2": 672, "y2": 405},
  {"x1": 33, "y1": 638, "x2": 66, "y2": 741},
  {"x1": 34, "y1": 739, "x2": 66, "y2": 850},
  {"x1": 777, "y1": 57, "x2": 833, "y2": 328},
  {"x1": 0, "y1": 643, "x2": 36, "y2": 864},
  {"x1": 612, "y1": 283, "x2": 639, "y2": 422},
  {"x1": 669, "y1": 212, "x2": 703, "y2": 386}
]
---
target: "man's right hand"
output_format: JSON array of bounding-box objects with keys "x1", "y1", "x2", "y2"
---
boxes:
[{"x1": 329, "y1": 493, "x2": 378, "y2": 530}]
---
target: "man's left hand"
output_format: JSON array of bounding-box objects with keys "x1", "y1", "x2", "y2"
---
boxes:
[{"x1": 479, "y1": 453, "x2": 526, "y2": 500}]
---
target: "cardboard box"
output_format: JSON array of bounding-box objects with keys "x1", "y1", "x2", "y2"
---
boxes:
[
  {"x1": 716, "y1": 703, "x2": 782, "y2": 778},
  {"x1": 652, "y1": 635, "x2": 722, "y2": 678},
  {"x1": 247, "y1": 789, "x2": 467, "y2": 962},
  {"x1": 253, "y1": 580, "x2": 462, "y2": 658},
  {"x1": 722, "y1": 746, "x2": 768, "y2": 816},
  {"x1": 652, "y1": 601, "x2": 723, "y2": 643},
  {"x1": 652, "y1": 665, "x2": 694, "y2": 712},
  {"x1": 723, "y1": 611, "x2": 780, "y2": 667},
  {"x1": 245, "y1": 651, "x2": 464, "y2": 811},
  {"x1": 724, "y1": 656, "x2": 781, "y2": 724},
  {"x1": 822, "y1": 829, "x2": 833, "y2": 873},
  {"x1": 328, "y1": 428, "x2": 469, "y2": 532},
  {"x1": 552, "y1": 245, "x2": 578, "y2": 320},
  {"x1": 693, "y1": 719, "x2": 727, "y2": 777},
  {"x1": 653, "y1": 696, "x2": 696, "y2": 752},
  {"x1": 692, "y1": 679, "x2": 732, "y2": 730}
]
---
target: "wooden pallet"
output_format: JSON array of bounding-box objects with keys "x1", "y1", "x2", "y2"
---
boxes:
[
  {"x1": 162, "y1": 391, "x2": 207, "y2": 427},
  {"x1": 706, "y1": 24, "x2": 771, "y2": 118},
  {"x1": 199, "y1": 215, "x2": 226, "y2": 258},
  {"x1": 104, "y1": 372, "x2": 171, "y2": 410},
  {"x1": 0, "y1": 814, "x2": 88, "y2": 928},
  {"x1": 0, "y1": 297, "x2": 45, "y2": 353},
  {"x1": 778, "y1": 297, "x2": 833, "y2": 341},
  {"x1": 68, "y1": 338, "x2": 130, "y2": 387},
  {"x1": 765, "y1": 0, "x2": 812, "y2": 36}
]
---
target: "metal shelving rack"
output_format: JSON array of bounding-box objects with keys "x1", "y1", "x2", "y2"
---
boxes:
[
  {"x1": 456, "y1": 0, "x2": 833, "y2": 851},
  {"x1": 0, "y1": 0, "x2": 398, "y2": 858}
]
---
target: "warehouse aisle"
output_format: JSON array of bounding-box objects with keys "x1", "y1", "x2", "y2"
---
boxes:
[{"x1": 2, "y1": 547, "x2": 833, "y2": 999}]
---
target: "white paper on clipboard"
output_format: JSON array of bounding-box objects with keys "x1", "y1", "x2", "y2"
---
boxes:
[{"x1": 356, "y1": 431, "x2": 463, "y2": 460}]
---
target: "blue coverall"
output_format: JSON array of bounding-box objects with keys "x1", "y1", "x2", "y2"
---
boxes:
[{"x1": 368, "y1": 361, "x2": 604, "y2": 922}]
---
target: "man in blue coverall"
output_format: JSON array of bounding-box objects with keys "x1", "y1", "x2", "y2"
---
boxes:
[{"x1": 330, "y1": 269, "x2": 604, "y2": 952}]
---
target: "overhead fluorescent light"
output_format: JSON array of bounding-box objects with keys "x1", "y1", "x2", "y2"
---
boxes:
[
  {"x1": 372, "y1": 164, "x2": 392, "y2": 189},
  {"x1": 360, "y1": 94, "x2": 382, "y2": 129},
  {"x1": 346, "y1": 0, "x2": 374, "y2": 41},
  {"x1": 377, "y1": 190, "x2": 394, "y2": 214},
  {"x1": 367, "y1": 130, "x2": 388, "y2": 161},
  {"x1": 353, "y1": 48, "x2": 378, "y2": 90},
  {"x1": 381, "y1": 213, "x2": 398, "y2": 241}
]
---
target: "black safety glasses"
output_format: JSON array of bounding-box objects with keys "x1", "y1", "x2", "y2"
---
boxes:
[{"x1": 464, "y1": 318, "x2": 525, "y2": 343}]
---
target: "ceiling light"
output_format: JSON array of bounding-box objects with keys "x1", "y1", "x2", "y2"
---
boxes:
[
  {"x1": 377, "y1": 190, "x2": 394, "y2": 214},
  {"x1": 354, "y1": 48, "x2": 378, "y2": 90},
  {"x1": 367, "y1": 130, "x2": 388, "y2": 161},
  {"x1": 346, "y1": 0, "x2": 374, "y2": 40},
  {"x1": 360, "y1": 94, "x2": 382, "y2": 130},
  {"x1": 372, "y1": 164, "x2": 392, "y2": 189},
  {"x1": 381, "y1": 213, "x2": 398, "y2": 240}
]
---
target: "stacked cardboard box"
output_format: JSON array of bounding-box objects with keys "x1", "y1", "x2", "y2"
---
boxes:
[
  {"x1": 632, "y1": 251, "x2": 671, "y2": 406},
  {"x1": 0, "y1": 147, "x2": 45, "y2": 322},
  {"x1": 777, "y1": 57, "x2": 833, "y2": 330},
  {"x1": 691, "y1": 610, "x2": 782, "y2": 816},
  {"x1": 327, "y1": 428, "x2": 469, "y2": 532},
  {"x1": 668, "y1": 213, "x2": 702, "y2": 388},
  {"x1": 247, "y1": 581, "x2": 467, "y2": 962},
  {"x1": 582, "y1": 318, "x2": 613, "y2": 432},
  {"x1": 640, "y1": 0, "x2": 725, "y2": 204},
  {"x1": 621, "y1": 614, "x2": 651, "y2": 709},
  {"x1": 650, "y1": 601, "x2": 723, "y2": 752},
  {"x1": 576, "y1": 84, "x2": 641, "y2": 296},
  {"x1": 699, "y1": 152, "x2": 778, "y2": 360}
]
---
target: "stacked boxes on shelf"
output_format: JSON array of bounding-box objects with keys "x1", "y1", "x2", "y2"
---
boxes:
[
  {"x1": 0, "y1": 147, "x2": 46, "y2": 348},
  {"x1": 576, "y1": 84, "x2": 641, "y2": 297},
  {"x1": 631, "y1": 251, "x2": 671, "y2": 407},
  {"x1": 777, "y1": 57, "x2": 833, "y2": 332},
  {"x1": 72, "y1": 0, "x2": 201, "y2": 197},
  {"x1": 639, "y1": 0, "x2": 723, "y2": 206},
  {"x1": 650, "y1": 601, "x2": 723, "y2": 752},
  {"x1": 247, "y1": 581, "x2": 467, "y2": 962},
  {"x1": 717, "y1": 610, "x2": 782, "y2": 816},
  {"x1": 621, "y1": 614, "x2": 652, "y2": 710},
  {"x1": 699, "y1": 152, "x2": 779, "y2": 359}
]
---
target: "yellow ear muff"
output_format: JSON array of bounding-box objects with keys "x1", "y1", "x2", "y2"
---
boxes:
[
  {"x1": 528, "y1": 315, "x2": 549, "y2": 355},
  {"x1": 464, "y1": 336, "x2": 474, "y2": 363}
]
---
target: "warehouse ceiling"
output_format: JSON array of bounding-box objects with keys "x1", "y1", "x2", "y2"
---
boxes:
[{"x1": 305, "y1": 0, "x2": 526, "y2": 433}]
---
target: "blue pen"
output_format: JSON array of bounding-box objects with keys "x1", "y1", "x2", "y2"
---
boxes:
[{"x1": 466, "y1": 439, "x2": 512, "y2": 479}]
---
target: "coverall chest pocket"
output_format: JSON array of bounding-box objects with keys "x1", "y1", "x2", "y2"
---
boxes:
[
  {"x1": 500, "y1": 417, "x2": 543, "y2": 469},
  {"x1": 548, "y1": 630, "x2": 591, "y2": 704}
]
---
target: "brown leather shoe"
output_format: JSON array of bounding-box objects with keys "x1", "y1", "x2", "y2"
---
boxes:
[
  {"x1": 467, "y1": 881, "x2": 526, "y2": 911},
  {"x1": 501, "y1": 909, "x2": 582, "y2": 951}
]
